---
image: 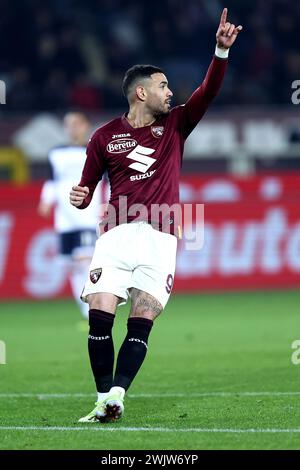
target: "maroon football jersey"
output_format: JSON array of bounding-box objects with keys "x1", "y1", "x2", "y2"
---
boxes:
[{"x1": 78, "y1": 55, "x2": 227, "y2": 237}]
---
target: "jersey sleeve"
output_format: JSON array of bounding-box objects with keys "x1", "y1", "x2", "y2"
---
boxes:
[
  {"x1": 77, "y1": 132, "x2": 107, "y2": 209},
  {"x1": 176, "y1": 55, "x2": 228, "y2": 139}
]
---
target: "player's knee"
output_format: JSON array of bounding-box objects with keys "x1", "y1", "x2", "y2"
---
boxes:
[{"x1": 87, "y1": 293, "x2": 119, "y2": 314}]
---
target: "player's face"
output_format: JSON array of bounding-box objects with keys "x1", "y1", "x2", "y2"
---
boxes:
[{"x1": 145, "y1": 73, "x2": 173, "y2": 115}]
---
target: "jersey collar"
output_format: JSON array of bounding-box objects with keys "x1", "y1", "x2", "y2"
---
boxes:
[{"x1": 121, "y1": 113, "x2": 158, "y2": 131}]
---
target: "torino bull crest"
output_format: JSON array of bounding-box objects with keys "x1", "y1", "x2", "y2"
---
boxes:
[{"x1": 90, "y1": 268, "x2": 102, "y2": 284}]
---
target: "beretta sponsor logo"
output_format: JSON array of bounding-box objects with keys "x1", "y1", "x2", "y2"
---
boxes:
[{"x1": 107, "y1": 138, "x2": 137, "y2": 154}]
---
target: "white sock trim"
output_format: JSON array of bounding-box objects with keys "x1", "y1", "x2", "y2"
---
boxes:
[
  {"x1": 109, "y1": 386, "x2": 125, "y2": 400},
  {"x1": 97, "y1": 392, "x2": 110, "y2": 402}
]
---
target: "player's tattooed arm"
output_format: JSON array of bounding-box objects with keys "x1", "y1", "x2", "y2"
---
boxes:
[
  {"x1": 130, "y1": 288, "x2": 163, "y2": 320},
  {"x1": 216, "y1": 8, "x2": 243, "y2": 50}
]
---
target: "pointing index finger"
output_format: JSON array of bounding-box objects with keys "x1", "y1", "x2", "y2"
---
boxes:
[{"x1": 220, "y1": 7, "x2": 228, "y2": 26}]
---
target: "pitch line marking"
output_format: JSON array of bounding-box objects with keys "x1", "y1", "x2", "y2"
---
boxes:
[
  {"x1": 1, "y1": 426, "x2": 300, "y2": 433},
  {"x1": 0, "y1": 392, "x2": 300, "y2": 399}
]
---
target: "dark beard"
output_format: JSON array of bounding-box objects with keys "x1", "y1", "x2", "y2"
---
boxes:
[{"x1": 154, "y1": 108, "x2": 171, "y2": 118}]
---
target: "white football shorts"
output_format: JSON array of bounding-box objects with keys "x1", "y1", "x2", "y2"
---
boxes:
[{"x1": 81, "y1": 221, "x2": 177, "y2": 309}]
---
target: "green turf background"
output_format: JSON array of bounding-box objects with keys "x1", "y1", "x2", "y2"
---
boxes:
[{"x1": 0, "y1": 291, "x2": 300, "y2": 449}]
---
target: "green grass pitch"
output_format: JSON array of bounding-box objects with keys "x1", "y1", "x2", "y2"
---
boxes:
[{"x1": 0, "y1": 291, "x2": 300, "y2": 450}]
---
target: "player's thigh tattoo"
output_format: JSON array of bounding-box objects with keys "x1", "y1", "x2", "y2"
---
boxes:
[{"x1": 130, "y1": 288, "x2": 163, "y2": 319}]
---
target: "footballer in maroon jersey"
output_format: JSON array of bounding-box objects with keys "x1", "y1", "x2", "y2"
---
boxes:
[
  {"x1": 70, "y1": 8, "x2": 243, "y2": 423},
  {"x1": 75, "y1": 54, "x2": 229, "y2": 238}
]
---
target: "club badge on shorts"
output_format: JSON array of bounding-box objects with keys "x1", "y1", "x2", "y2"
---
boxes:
[
  {"x1": 151, "y1": 126, "x2": 164, "y2": 138},
  {"x1": 90, "y1": 268, "x2": 102, "y2": 284}
]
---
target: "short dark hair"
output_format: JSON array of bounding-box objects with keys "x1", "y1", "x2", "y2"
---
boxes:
[{"x1": 122, "y1": 64, "x2": 164, "y2": 99}]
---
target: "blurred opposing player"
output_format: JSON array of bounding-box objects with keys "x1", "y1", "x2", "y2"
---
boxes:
[
  {"x1": 70, "y1": 9, "x2": 242, "y2": 421},
  {"x1": 38, "y1": 112, "x2": 108, "y2": 319}
]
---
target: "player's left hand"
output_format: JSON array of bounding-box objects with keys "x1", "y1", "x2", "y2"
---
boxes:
[{"x1": 216, "y1": 8, "x2": 243, "y2": 49}]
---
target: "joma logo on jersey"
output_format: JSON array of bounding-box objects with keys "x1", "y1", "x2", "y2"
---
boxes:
[
  {"x1": 126, "y1": 145, "x2": 156, "y2": 181},
  {"x1": 112, "y1": 133, "x2": 131, "y2": 138},
  {"x1": 107, "y1": 138, "x2": 137, "y2": 154}
]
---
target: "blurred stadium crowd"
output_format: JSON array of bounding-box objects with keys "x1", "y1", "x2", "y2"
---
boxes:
[{"x1": 1, "y1": 0, "x2": 299, "y2": 111}]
